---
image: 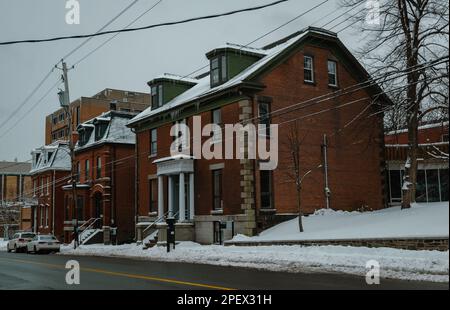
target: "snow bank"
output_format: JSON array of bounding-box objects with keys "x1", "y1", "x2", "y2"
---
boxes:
[
  {"x1": 60, "y1": 242, "x2": 449, "y2": 283},
  {"x1": 0, "y1": 239, "x2": 7, "y2": 251},
  {"x1": 240, "y1": 202, "x2": 449, "y2": 242}
]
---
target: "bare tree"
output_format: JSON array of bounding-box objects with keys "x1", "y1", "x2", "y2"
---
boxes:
[
  {"x1": 341, "y1": 0, "x2": 449, "y2": 209},
  {"x1": 285, "y1": 122, "x2": 305, "y2": 232}
]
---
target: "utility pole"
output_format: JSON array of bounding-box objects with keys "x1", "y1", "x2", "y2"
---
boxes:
[{"x1": 57, "y1": 60, "x2": 78, "y2": 249}]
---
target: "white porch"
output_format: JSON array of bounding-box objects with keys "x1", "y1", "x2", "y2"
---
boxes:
[{"x1": 153, "y1": 155, "x2": 195, "y2": 222}]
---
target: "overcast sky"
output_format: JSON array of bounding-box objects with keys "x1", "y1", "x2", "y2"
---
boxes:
[{"x1": 0, "y1": 0, "x2": 362, "y2": 162}]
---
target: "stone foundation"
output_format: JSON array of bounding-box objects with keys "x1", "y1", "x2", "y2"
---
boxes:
[{"x1": 225, "y1": 237, "x2": 449, "y2": 251}]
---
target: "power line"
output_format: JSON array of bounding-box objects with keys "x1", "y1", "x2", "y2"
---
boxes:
[
  {"x1": 0, "y1": 0, "x2": 290, "y2": 46},
  {"x1": 73, "y1": 0, "x2": 163, "y2": 66},
  {"x1": 62, "y1": 0, "x2": 140, "y2": 61},
  {"x1": 0, "y1": 69, "x2": 54, "y2": 131},
  {"x1": 0, "y1": 77, "x2": 63, "y2": 140}
]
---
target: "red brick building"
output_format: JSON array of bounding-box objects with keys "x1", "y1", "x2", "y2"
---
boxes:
[
  {"x1": 62, "y1": 111, "x2": 136, "y2": 244},
  {"x1": 385, "y1": 121, "x2": 449, "y2": 205},
  {"x1": 30, "y1": 141, "x2": 71, "y2": 241},
  {"x1": 128, "y1": 27, "x2": 390, "y2": 244}
]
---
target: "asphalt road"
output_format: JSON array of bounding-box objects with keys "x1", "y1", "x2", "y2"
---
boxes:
[{"x1": 0, "y1": 251, "x2": 447, "y2": 290}]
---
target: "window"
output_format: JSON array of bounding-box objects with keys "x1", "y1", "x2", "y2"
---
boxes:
[
  {"x1": 210, "y1": 55, "x2": 227, "y2": 86},
  {"x1": 258, "y1": 102, "x2": 271, "y2": 137},
  {"x1": 96, "y1": 156, "x2": 101, "y2": 179},
  {"x1": 85, "y1": 159, "x2": 90, "y2": 181},
  {"x1": 151, "y1": 84, "x2": 163, "y2": 109},
  {"x1": 212, "y1": 169, "x2": 223, "y2": 210},
  {"x1": 52, "y1": 115, "x2": 58, "y2": 125},
  {"x1": 76, "y1": 106, "x2": 80, "y2": 126},
  {"x1": 173, "y1": 119, "x2": 188, "y2": 153},
  {"x1": 442, "y1": 134, "x2": 449, "y2": 142},
  {"x1": 40, "y1": 177, "x2": 44, "y2": 196},
  {"x1": 260, "y1": 170, "x2": 273, "y2": 209},
  {"x1": 95, "y1": 123, "x2": 107, "y2": 141},
  {"x1": 426, "y1": 169, "x2": 440, "y2": 202},
  {"x1": 212, "y1": 109, "x2": 222, "y2": 143},
  {"x1": 40, "y1": 205, "x2": 44, "y2": 227},
  {"x1": 45, "y1": 205, "x2": 49, "y2": 227},
  {"x1": 327, "y1": 60, "x2": 338, "y2": 86},
  {"x1": 150, "y1": 129, "x2": 157, "y2": 156},
  {"x1": 149, "y1": 179, "x2": 158, "y2": 213},
  {"x1": 304, "y1": 55, "x2": 314, "y2": 83},
  {"x1": 76, "y1": 162, "x2": 80, "y2": 182}
]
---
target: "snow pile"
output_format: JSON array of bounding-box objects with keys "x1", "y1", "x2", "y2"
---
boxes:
[
  {"x1": 0, "y1": 238, "x2": 7, "y2": 251},
  {"x1": 236, "y1": 202, "x2": 449, "y2": 242},
  {"x1": 60, "y1": 242, "x2": 449, "y2": 283}
]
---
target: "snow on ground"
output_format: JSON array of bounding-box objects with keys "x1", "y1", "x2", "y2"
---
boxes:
[
  {"x1": 232, "y1": 202, "x2": 449, "y2": 242},
  {"x1": 60, "y1": 242, "x2": 449, "y2": 283},
  {"x1": 0, "y1": 238, "x2": 7, "y2": 251}
]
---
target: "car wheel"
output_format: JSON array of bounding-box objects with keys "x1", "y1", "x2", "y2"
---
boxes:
[
  {"x1": 7, "y1": 244, "x2": 11, "y2": 253},
  {"x1": 34, "y1": 245, "x2": 38, "y2": 254},
  {"x1": 14, "y1": 244, "x2": 17, "y2": 253}
]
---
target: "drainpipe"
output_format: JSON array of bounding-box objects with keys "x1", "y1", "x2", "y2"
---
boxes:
[
  {"x1": 131, "y1": 127, "x2": 139, "y2": 241},
  {"x1": 323, "y1": 134, "x2": 330, "y2": 209},
  {"x1": 52, "y1": 170, "x2": 56, "y2": 235}
]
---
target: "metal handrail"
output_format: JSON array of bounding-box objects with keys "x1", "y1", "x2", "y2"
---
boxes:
[
  {"x1": 79, "y1": 218, "x2": 101, "y2": 242},
  {"x1": 142, "y1": 211, "x2": 169, "y2": 235},
  {"x1": 77, "y1": 217, "x2": 95, "y2": 231}
]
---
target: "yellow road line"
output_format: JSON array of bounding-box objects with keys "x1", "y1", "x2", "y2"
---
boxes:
[{"x1": 0, "y1": 256, "x2": 235, "y2": 290}]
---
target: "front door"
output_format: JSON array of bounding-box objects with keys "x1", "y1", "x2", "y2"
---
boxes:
[{"x1": 94, "y1": 193, "x2": 103, "y2": 228}]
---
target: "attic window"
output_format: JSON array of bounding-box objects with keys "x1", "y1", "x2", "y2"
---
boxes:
[
  {"x1": 210, "y1": 55, "x2": 227, "y2": 87},
  {"x1": 95, "y1": 123, "x2": 108, "y2": 141},
  {"x1": 151, "y1": 84, "x2": 163, "y2": 109},
  {"x1": 47, "y1": 152, "x2": 53, "y2": 162}
]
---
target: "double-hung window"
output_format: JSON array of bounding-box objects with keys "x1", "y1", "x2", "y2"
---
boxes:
[
  {"x1": 85, "y1": 159, "x2": 90, "y2": 181},
  {"x1": 212, "y1": 169, "x2": 223, "y2": 210},
  {"x1": 327, "y1": 60, "x2": 338, "y2": 87},
  {"x1": 304, "y1": 55, "x2": 314, "y2": 83},
  {"x1": 150, "y1": 129, "x2": 157, "y2": 156}
]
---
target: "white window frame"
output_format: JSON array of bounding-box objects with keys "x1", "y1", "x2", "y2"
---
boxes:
[
  {"x1": 327, "y1": 60, "x2": 338, "y2": 87},
  {"x1": 304, "y1": 55, "x2": 314, "y2": 83}
]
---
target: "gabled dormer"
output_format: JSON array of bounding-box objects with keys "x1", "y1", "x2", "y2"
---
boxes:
[
  {"x1": 206, "y1": 44, "x2": 266, "y2": 87},
  {"x1": 147, "y1": 74, "x2": 198, "y2": 110}
]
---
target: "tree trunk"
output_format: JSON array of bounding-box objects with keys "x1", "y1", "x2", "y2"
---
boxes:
[{"x1": 296, "y1": 185, "x2": 304, "y2": 232}]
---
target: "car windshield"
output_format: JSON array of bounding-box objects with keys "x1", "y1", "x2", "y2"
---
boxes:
[
  {"x1": 40, "y1": 236, "x2": 57, "y2": 241},
  {"x1": 21, "y1": 233, "x2": 35, "y2": 238}
]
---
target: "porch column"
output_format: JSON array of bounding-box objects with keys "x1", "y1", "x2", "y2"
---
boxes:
[
  {"x1": 179, "y1": 172, "x2": 185, "y2": 222},
  {"x1": 189, "y1": 173, "x2": 195, "y2": 221},
  {"x1": 168, "y1": 175, "x2": 174, "y2": 217},
  {"x1": 158, "y1": 175, "x2": 164, "y2": 219}
]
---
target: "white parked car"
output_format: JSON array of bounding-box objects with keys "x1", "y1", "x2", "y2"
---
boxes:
[
  {"x1": 7, "y1": 232, "x2": 36, "y2": 253},
  {"x1": 26, "y1": 235, "x2": 61, "y2": 254}
]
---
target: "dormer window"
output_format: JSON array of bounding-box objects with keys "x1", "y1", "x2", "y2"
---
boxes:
[
  {"x1": 210, "y1": 55, "x2": 227, "y2": 87},
  {"x1": 47, "y1": 152, "x2": 53, "y2": 162},
  {"x1": 95, "y1": 123, "x2": 108, "y2": 141},
  {"x1": 151, "y1": 84, "x2": 163, "y2": 109}
]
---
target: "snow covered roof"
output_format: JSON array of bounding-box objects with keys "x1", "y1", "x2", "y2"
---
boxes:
[
  {"x1": 386, "y1": 121, "x2": 449, "y2": 135},
  {"x1": 149, "y1": 73, "x2": 199, "y2": 85},
  {"x1": 75, "y1": 111, "x2": 137, "y2": 151},
  {"x1": 30, "y1": 141, "x2": 71, "y2": 174},
  {"x1": 129, "y1": 28, "x2": 330, "y2": 126}
]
